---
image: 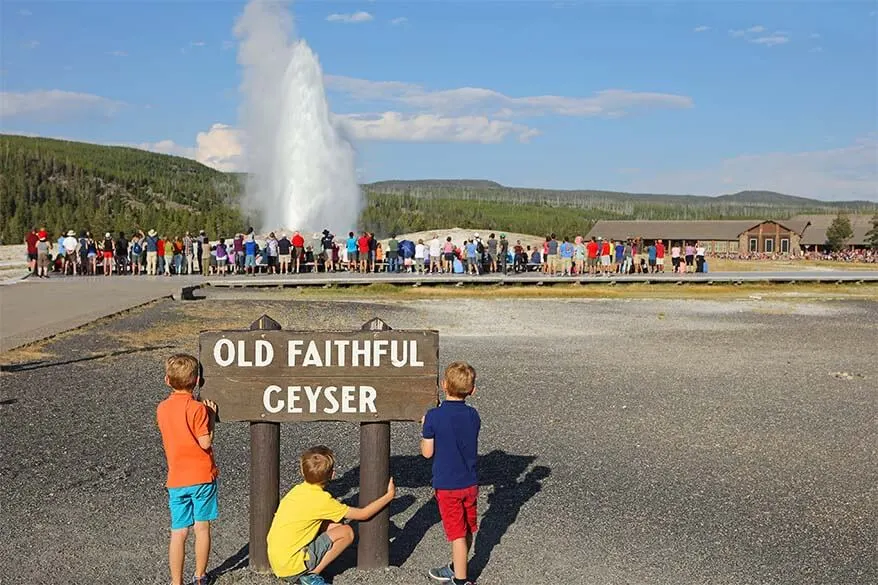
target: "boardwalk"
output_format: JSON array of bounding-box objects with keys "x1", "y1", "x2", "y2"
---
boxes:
[{"x1": 2, "y1": 270, "x2": 877, "y2": 352}]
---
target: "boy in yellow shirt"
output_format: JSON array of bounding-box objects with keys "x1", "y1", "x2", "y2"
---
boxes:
[{"x1": 268, "y1": 445, "x2": 395, "y2": 584}]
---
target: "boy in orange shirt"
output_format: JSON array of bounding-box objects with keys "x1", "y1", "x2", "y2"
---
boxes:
[{"x1": 157, "y1": 354, "x2": 219, "y2": 585}]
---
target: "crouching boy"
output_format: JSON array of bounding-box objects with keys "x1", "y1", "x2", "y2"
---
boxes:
[
  {"x1": 156, "y1": 354, "x2": 219, "y2": 585},
  {"x1": 268, "y1": 446, "x2": 396, "y2": 585},
  {"x1": 422, "y1": 362, "x2": 481, "y2": 585}
]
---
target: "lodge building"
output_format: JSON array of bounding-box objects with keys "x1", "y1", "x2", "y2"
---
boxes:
[{"x1": 585, "y1": 215, "x2": 874, "y2": 254}]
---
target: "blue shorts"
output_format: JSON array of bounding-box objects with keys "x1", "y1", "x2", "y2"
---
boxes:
[
  {"x1": 280, "y1": 533, "x2": 334, "y2": 583},
  {"x1": 168, "y1": 481, "x2": 218, "y2": 530},
  {"x1": 245, "y1": 254, "x2": 256, "y2": 268}
]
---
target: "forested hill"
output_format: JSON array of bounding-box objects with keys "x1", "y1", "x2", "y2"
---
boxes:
[
  {"x1": 364, "y1": 181, "x2": 876, "y2": 217},
  {"x1": 0, "y1": 134, "x2": 244, "y2": 242},
  {"x1": 2, "y1": 134, "x2": 876, "y2": 242}
]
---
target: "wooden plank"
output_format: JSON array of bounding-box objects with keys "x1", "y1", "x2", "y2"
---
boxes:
[
  {"x1": 201, "y1": 376, "x2": 438, "y2": 422},
  {"x1": 199, "y1": 330, "x2": 439, "y2": 378},
  {"x1": 197, "y1": 329, "x2": 439, "y2": 423}
]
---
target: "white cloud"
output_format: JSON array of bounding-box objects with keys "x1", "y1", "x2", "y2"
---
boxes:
[
  {"x1": 22, "y1": 40, "x2": 39, "y2": 49},
  {"x1": 390, "y1": 17, "x2": 408, "y2": 25},
  {"x1": 137, "y1": 124, "x2": 245, "y2": 172},
  {"x1": 0, "y1": 89, "x2": 124, "y2": 123},
  {"x1": 324, "y1": 75, "x2": 693, "y2": 119},
  {"x1": 107, "y1": 50, "x2": 128, "y2": 57},
  {"x1": 729, "y1": 25, "x2": 790, "y2": 46},
  {"x1": 337, "y1": 112, "x2": 539, "y2": 144},
  {"x1": 626, "y1": 135, "x2": 878, "y2": 201},
  {"x1": 750, "y1": 33, "x2": 790, "y2": 46},
  {"x1": 693, "y1": 25, "x2": 710, "y2": 32},
  {"x1": 326, "y1": 11, "x2": 373, "y2": 23}
]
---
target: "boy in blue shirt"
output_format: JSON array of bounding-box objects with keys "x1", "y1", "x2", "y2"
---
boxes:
[{"x1": 421, "y1": 362, "x2": 480, "y2": 585}]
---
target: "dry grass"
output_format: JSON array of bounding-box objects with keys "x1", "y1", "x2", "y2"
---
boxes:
[
  {"x1": 708, "y1": 258, "x2": 877, "y2": 272},
  {"x1": 0, "y1": 343, "x2": 55, "y2": 366},
  {"x1": 238, "y1": 282, "x2": 878, "y2": 301}
]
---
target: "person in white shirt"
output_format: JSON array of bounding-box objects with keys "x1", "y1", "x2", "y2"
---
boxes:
[
  {"x1": 428, "y1": 235, "x2": 442, "y2": 273},
  {"x1": 414, "y1": 239, "x2": 426, "y2": 274},
  {"x1": 63, "y1": 230, "x2": 80, "y2": 275}
]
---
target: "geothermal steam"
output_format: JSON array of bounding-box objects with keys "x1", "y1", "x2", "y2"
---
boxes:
[{"x1": 234, "y1": 0, "x2": 361, "y2": 232}]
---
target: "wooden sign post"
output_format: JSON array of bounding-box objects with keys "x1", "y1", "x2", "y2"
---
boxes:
[{"x1": 198, "y1": 316, "x2": 439, "y2": 574}]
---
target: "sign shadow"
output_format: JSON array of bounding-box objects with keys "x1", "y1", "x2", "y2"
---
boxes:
[{"x1": 324, "y1": 450, "x2": 550, "y2": 580}]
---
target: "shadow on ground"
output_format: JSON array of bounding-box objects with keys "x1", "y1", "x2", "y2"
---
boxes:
[{"x1": 212, "y1": 450, "x2": 549, "y2": 582}]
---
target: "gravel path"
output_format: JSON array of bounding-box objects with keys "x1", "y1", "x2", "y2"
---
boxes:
[{"x1": 0, "y1": 297, "x2": 875, "y2": 585}]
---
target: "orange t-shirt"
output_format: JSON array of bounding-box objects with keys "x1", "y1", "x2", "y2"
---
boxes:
[{"x1": 157, "y1": 392, "x2": 218, "y2": 488}]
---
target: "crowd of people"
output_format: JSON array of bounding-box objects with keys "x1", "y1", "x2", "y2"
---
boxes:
[{"x1": 23, "y1": 225, "x2": 874, "y2": 279}]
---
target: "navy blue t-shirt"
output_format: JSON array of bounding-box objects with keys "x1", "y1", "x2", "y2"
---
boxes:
[{"x1": 422, "y1": 400, "x2": 480, "y2": 490}]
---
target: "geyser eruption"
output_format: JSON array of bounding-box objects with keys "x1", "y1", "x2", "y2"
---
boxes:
[{"x1": 235, "y1": 0, "x2": 361, "y2": 233}]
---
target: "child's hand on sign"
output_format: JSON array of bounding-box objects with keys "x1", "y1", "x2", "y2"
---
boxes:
[
  {"x1": 203, "y1": 399, "x2": 218, "y2": 416},
  {"x1": 386, "y1": 477, "x2": 396, "y2": 499}
]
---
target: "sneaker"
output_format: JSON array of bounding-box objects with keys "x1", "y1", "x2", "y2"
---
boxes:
[
  {"x1": 428, "y1": 564, "x2": 455, "y2": 582},
  {"x1": 192, "y1": 575, "x2": 211, "y2": 585},
  {"x1": 299, "y1": 574, "x2": 328, "y2": 585}
]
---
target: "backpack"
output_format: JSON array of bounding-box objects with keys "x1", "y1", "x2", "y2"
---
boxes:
[{"x1": 132, "y1": 242, "x2": 142, "y2": 256}]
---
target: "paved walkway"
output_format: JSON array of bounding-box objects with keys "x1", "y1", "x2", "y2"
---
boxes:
[
  {"x1": 0, "y1": 275, "x2": 202, "y2": 352},
  {"x1": 2, "y1": 270, "x2": 877, "y2": 353}
]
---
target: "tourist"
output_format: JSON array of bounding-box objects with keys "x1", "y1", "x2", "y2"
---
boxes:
[
  {"x1": 267, "y1": 446, "x2": 395, "y2": 585},
  {"x1": 695, "y1": 241, "x2": 706, "y2": 273},
  {"x1": 244, "y1": 234, "x2": 259, "y2": 275},
  {"x1": 183, "y1": 232, "x2": 193, "y2": 274},
  {"x1": 277, "y1": 233, "x2": 291, "y2": 274},
  {"x1": 345, "y1": 232, "x2": 358, "y2": 273},
  {"x1": 130, "y1": 235, "x2": 143, "y2": 276},
  {"x1": 655, "y1": 239, "x2": 666, "y2": 273},
  {"x1": 559, "y1": 237, "x2": 574, "y2": 276},
  {"x1": 143, "y1": 230, "x2": 158, "y2": 275},
  {"x1": 266, "y1": 232, "x2": 279, "y2": 274},
  {"x1": 25, "y1": 227, "x2": 39, "y2": 276},
  {"x1": 36, "y1": 232, "x2": 52, "y2": 278},
  {"x1": 215, "y1": 238, "x2": 229, "y2": 275},
  {"x1": 422, "y1": 362, "x2": 481, "y2": 585},
  {"x1": 156, "y1": 354, "x2": 219, "y2": 585},
  {"x1": 320, "y1": 230, "x2": 335, "y2": 273},
  {"x1": 357, "y1": 232, "x2": 369, "y2": 274},
  {"x1": 647, "y1": 241, "x2": 657, "y2": 273},
  {"x1": 163, "y1": 236, "x2": 174, "y2": 276},
  {"x1": 386, "y1": 234, "x2": 399, "y2": 273},
  {"x1": 200, "y1": 230, "x2": 211, "y2": 275},
  {"x1": 415, "y1": 239, "x2": 426, "y2": 273},
  {"x1": 292, "y1": 231, "x2": 305, "y2": 274},
  {"x1": 429, "y1": 234, "x2": 442, "y2": 273},
  {"x1": 685, "y1": 241, "x2": 695, "y2": 272},
  {"x1": 671, "y1": 242, "x2": 682, "y2": 273}
]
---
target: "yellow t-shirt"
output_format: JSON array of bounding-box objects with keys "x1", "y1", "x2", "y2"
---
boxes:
[{"x1": 267, "y1": 482, "x2": 349, "y2": 577}]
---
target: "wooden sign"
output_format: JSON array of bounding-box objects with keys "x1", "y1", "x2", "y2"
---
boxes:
[{"x1": 198, "y1": 326, "x2": 439, "y2": 422}]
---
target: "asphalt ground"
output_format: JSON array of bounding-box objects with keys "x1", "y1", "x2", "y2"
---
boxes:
[{"x1": 0, "y1": 297, "x2": 875, "y2": 585}]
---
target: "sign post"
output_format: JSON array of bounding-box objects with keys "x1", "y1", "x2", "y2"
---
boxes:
[
  {"x1": 198, "y1": 316, "x2": 439, "y2": 573},
  {"x1": 248, "y1": 315, "x2": 281, "y2": 574},
  {"x1": 358, "y1": 318, "x2": 392, "y2": 569}
]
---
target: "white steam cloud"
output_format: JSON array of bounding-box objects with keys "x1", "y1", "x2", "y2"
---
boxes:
[{"x1": 234, "y1": 0, "x2": 361, "y2": 233}]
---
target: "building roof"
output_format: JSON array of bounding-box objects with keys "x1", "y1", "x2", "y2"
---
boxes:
[
  {"x1": 586, "y1": 220, "x2": 765, "y2": 241},
  {"x1": 789, "y1": 214, "x2": 876, "y2": 246}
]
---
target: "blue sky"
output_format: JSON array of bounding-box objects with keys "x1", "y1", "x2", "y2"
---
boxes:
[{"x1": 1, "y1": 0, "x2": 876, "y2": 201}]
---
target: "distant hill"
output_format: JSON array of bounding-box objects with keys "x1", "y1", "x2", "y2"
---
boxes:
[
  {"x1": 1, "y1": 134, "x2": 875, "y2": 242},
  {"x1": 0, "y1": 134, "x2": 245, "y2": 242}
]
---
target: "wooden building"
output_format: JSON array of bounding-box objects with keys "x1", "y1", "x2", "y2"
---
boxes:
[
  {"x1": 789, "y1": 214, "x2": 876, "y2": 250},
  {"x1": 585, "y1": 220, "x2": 808, "y2": 255}
]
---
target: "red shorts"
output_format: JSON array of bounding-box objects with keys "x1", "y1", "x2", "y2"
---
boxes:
[
  {"x1": 435, "y1": 485, "x2": 478, "y2": 541},
  {"x1": 103, "y1": 251, "x2": 113, "y2": 259}
]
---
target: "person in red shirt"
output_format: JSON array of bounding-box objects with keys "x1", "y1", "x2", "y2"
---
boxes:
[
  {"x1": 586, "y1": 237, "x2": 599, "y2": 276},
  {"x1": 24, "y1": 227, "x2": 39, "y2": 275},
  {"x1": 157, "y1": 236, "x2": 166, "y2": 276},
  {"x1": 600, "y1": 239, "x2": 612, "y2": 276},
  {"x1": 292, "y1": 231, "x2": 306, "y2": 273},
  {"x1": 357, "y1": 232, "x2": 370, "y2": 274},
  {"x1": 655, "y1": 239, "x2": 666, "y2": 273}
]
